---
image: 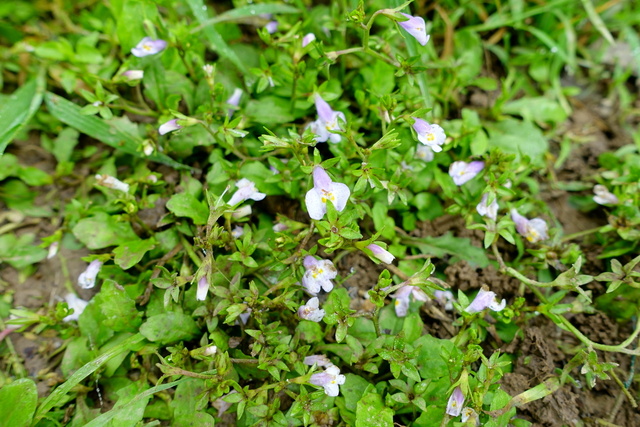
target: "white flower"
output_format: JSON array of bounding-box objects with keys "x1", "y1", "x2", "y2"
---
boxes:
[
  {"x1": 465, "y1": 288, "x2": 506, "y2": 313},
  {"x1": 391, "y1": 285, "x2": 428, "y2": 317},
  {"x1": 158, "y1": 119, "x2": 182, "y2": 135},
  {"x1": 510, "y1": 209, "x2": 548, "y2": 243},
  {"x1": 232, "y1": 205, "x2": 252, "y2": 219},
  {"x1": 131, "y1": 37, "x2": 167, "y2": 57},
  {"x1": 302, "y1": 33, "x2": 316, "y2": 47},
  {"x1": 448, "y1": 161, "x2": 485, "y2": 186},
  {"x1": 476, "y1": 193, "x2": 499, "y2": 220},
  {"x1": 461, "y1": 407, "x2": 479, "y2": 425},
  {"x1": 302, "y1": 256, "x2": 337, "y2": 295},
  {"x1": 412, "y1": 118, "x2": 446, "y2": 152},
  {"x1": 227, "y1": 178, "x2": 266, "y2": 206},
  {"x1": 47, "y1": 242, "x2": 59, "y2": 260},
  {"x1": 304, "y1": 354, "x2": 332, "y2": 367},
  {"x1": 366, "y1": 244, "x2": 395, "y2": 265},
  {"x1": 226, "y1": 88, "x2": 243, "y2": 117},
  {"x1": 398, "y1": 13, "x2": 430, "y2": 46},
  {"x1": 122, "y1": 70, "x2": 144, "y2": 81},
  {"x1": 95, "y1": 174, "x2": 129, "y2": 193},
  {"x1": 196, "y1": 276, "x2": 209, "y2": 301},
  {"x1": 62, "y1": 293, "x2": 89, "y2": 322},
  {"x1": 298, "y1": 297, "x2": 325, "y2": 322},
  {"x1": 308, "y1": 94, "x2": 346, "y2": 143},
  {"x1": 593, "y1": 185, "x2": 619, "y2": 205},
  {"x1": 78, "y1": 260, "x2": 103, "y2": 289},
  {"x1": 415, "y1": 145, "x2": 434, "y2": 162},
  {"x1": 304, "y1": 166, "x2": 350, "y2": 220},
  {"x1": 231, "y1": 226, "x2": 244, "y2": 239},
  {"x1": 204, "y1": 345, "x2": 217, "y2": 356},
  {"x1": 446, "y1": 387, "x2": 465, "y2": 417},
  {"x1": 309, "y1": 365, "x2": 346, "y2": 397}
]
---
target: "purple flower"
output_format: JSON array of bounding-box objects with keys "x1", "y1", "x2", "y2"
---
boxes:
[
  {"x1": 131, "y1": 37, "x2": 167, "y2": 57},
  {"x1": 465, "y1": 289, "x2": 506, "y2": 313},
  {"x1": 302, "y1": 256, "x2": 337, "y2": 295},
  {"x1": 461, "y1": 407, "x2": 479, "y2": 425},
  {"x1": 227, "y1": 178, "x2": 266, "y2": 206},
  {"x1": 226, "y1": 88, "x2": 243, "y2": 117},
  {"x1": 196, "y1": 276, "x2": 209, "y2": 301},
  {"x1": 231, "y1": 226, "x2": 244, "y2": 239},
  {"x1": 302, "y1": 33, "x2": 316, "y2": 47},
  {"x1": 298, "y1": 297, "x2": 325, "y2": 322},
  {"x1": 159, "y1": 119, "x2": 182, "y2": 135},
  {"x1": 446, "y1": 387, "x2": 465, "y2": 417},
  {"x1": 304, "y1": 354, "x2": 332, "y2": 367},
  {"x1": 310, "y1": 364, "x2": 346, "y2": 397},
  {"x1": 308, "y1": 94, "x2": 346, "y2": 143},
  {"x1": 434, "y1": 290, "x2": 454, "y2": 311},
  {"x1": 122, "y1": 70, "x2": 144, "y2": 81},
  {"x1": 366, "y1": 243, "x2": 395, "y2": 265},
  {"x1": 78, "y1": 260, "x2": 103, "y2": 289},
  {"x1": 510, "y1": 209, "x2": 548, "y2": 243},
  {"x1": 412, "y1": 118, "x2": 446, "y2": 152},
  {"x1": 95, "y1": 174, "x2": 129, "y2": 193},
  {"x1": 476, "y1": 193, "x2": 499, "y2": 220},
  {"x1": 415, "y1": 145, "x2": 434, "y2": 162},
  {"x1": 391, "y1": 285, "x2": 428, "y2": 317},
  {"x1": 305, "y1": 166, "x2": 350, "y2": 220},
  {"x1": 449, "y1": 161, "x2": 484, "y2": 186},
  {"x1": 593, "y1": 185, "x2": 619, "y2": 205},
  {"x1": 265, "y1": 20, "x2": 278, "y2": 34},
  {"x1": 62, "y1": 294, "x2": 89, "y2": 322},
  {"x1": 398, "y1": 13, "x2": 430, "y2": 46}
]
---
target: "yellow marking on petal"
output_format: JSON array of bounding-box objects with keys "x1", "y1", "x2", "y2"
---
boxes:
[{"x1": 427, "y1": 133, "x2": 435, "y2": 141}]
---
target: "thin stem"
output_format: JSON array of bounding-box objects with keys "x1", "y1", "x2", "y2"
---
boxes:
[
  {"x1": 561, "y1": 226, "x2": 604, "y2": 242},
  {"x1": 609, "y1": 368, "x2": 638, "y2": 408},
  {"x1": 180, "y1": 235, "x2": 202, "y2": 268}
]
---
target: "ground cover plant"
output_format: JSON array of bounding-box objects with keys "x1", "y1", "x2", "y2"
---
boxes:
[{"x1": 0, "y1": 0, "x2": 639, "y2": 425}]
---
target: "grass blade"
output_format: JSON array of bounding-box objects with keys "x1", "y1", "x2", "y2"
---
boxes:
[
  {"x1": 33, "y1": 333, "x2": 145, "y2": 424},
  {"x1": 44, "y1": 92, "x2": 189, "y2": 170},
  {"x1": 0, "y1": 74, "x2": 45, "y2": 155}
]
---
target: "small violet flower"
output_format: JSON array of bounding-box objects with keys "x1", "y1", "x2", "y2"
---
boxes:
[
  {"x1": 232, "y1": 205, "x2": 252, "y2": 219},
  {"x1": 196, "y1": 276, "x2": 209, "y2": 301},
  {"x1": 62, "y1": 294, "x2": 89, "y2": 322},
  {"x1": 412, "y1": 118, "x2": 446, "y2": 152},
  {"x1": 398, "y1": 13, "x2": 430, "y2": 46},
  {"x1": 391, "y1": 285, "x2": 428, "y2": 317},
  {"x1": 308, "y1": 94, "x2": 346, "y2": 143},
  {"x1": 434, "y1": 290, "x2": 455, "y2": 311},
  {"x1": 449, "y1": 161, "x2": 485, "y2": 186},
  {"x1": 227, "y1": 178, "x2": 266, "y2": 206},
  {"x1": 95, "y1": 174, "x2": 129, "y2": 193},
  {"x1": 159, "y1": 119, "x2": 182, "y2": 135},
  {"x1": 226, "y1": 88, "x2": 243, "y2": 117},
  {"x1": 265, "y1": 20, "x2": 278, "y2": 34},
  {"x1": 446, "y1": 387, "x2": 465, "y2": 417},
  {"x1": 461, "y1": 407, "x2": 480, "y2": 425},
  {"x1": 131, "y1": 37, "x2": 167, "y2": 57},
  {"x1": 465, "y1": 288, "x2": 506, "y2": 314},
  {"x1": 78, "y1": 260, "x2": 103, "y2": 289},
  {"x1": 47, "y1": 242, "x2": 59, "y2": 260},
  {"x1": 302, "y1": 33, "x2": 316, "y2": 47},
  {"x1": 302, "y1": 256, "x2": 337, "y2": 295},
  {"x1": 366, "y1": 244, "x2": 395, "y2": 265},
  {"x1": 304, "y1": 354, "x2": 332, "y2": 367},
  {"x1": 122, "y1": 70, "x2": 144, "y2": 81},
  {"x1": 593, "y1": 185, "x2": 619, "y2": 205},
  {"x1": 305, "y1": 166, "x2": 350, "y2": 220},
  {"x1": 415, "y1": 145, "x2": 435, "y2": 162},
  {"x1": 510, "y1": 209, "x2": 548, "y2": 243},
  {"x1": 298, "y1": 297, "x2": 325, "y2": 322},
  {"x1": 476, "y1": 193, "x2": 499, "y2": 221},
  {"x1": 309, "y1": 365, "x2": 346, "y2": 397},
  {"x1": 231, "y1": 226, "x2": 244, "y2": 239}
]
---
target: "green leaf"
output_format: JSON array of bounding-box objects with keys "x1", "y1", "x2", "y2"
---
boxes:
[
  {"x1": 409, "y1": 232, "x2": 489, "y2": 268},
  {"x1": 0, "y1": 378, "x2": 37, "y2": 427},
  {"x1": 415, "y1": 335, "x2": 463, "y2": 381},
  {"x1": 166, "y1": 192, "x2": 209, "y2": 225},
  {"x1": 72, "y1": 212, "x2": 139, "y2": 250},
  {"x1": 140, "y1": 312, "x2": 200, "y2": 344},
  {"x1": 34, "y1": 334, "x2": 145, "y2": 423},
  {"x1": 340, "y1": 374, "x2": 371, "y2": 414},
  {"x1": 44, "y1": 92, "x2": 189, "y2": 170},
  {"x1": 0, "y1": 76, "x2": 44, "y2": 155},
  {"x1": 245, "y1": 96, "x2": 297, "y2": 124},
  {"x1": 486, "y1": 118, "x2": 548, "y2": 166},
  {"x1": 187, "y1": 0, "x2": 248, "y2": 73},
  {"x1": 110, "y1": 0, "x2": 159, "y2": 52},
  {"x1": 502, "y1": 97, "x2": 568, "y2": 125},
  {"x1": 113, "y1": 238, "x2": 157, "y2": 269},
  {"x1": 84, "y1": 379, "x2": 186, "y2": 427},
  {"x1": 170, "y1": 379, "x2": 216, "y2": 427},
  {"x1": 95, "y1": 280, "x2": 142, "y2": 332},
  {"x1": 355, "y1": 391, "x2": 394, "y2": 427},
  {"x1": 199, "y1": 3, "x2": 299, "y2": 25}
]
